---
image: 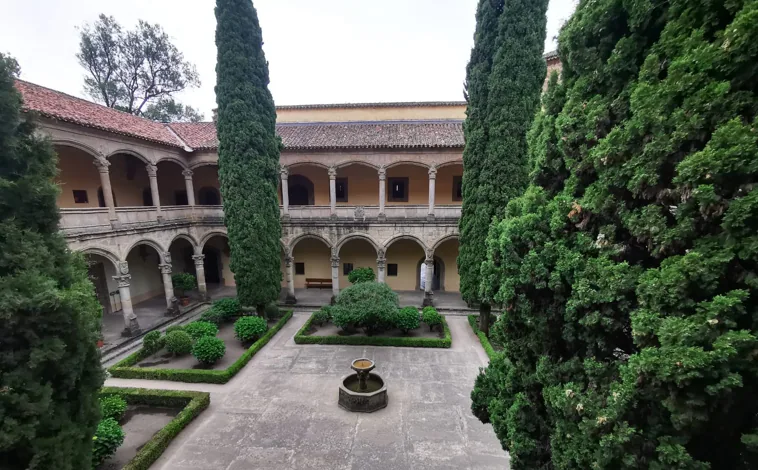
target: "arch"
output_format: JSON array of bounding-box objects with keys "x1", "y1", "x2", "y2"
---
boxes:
[
  {"x1": 384, "y1": 160, "x2": 431, "y2": 170},
  {"x1": 154, "y1": 156, "x2": 189, "y2": 170},
  {"x1": 52, "y1": 139, "x2": 101, "y2": 160},
  {"x1": 105, "y1": 149, "x2": 152, "y2": 166},
  {"x1": 287, "y1": 161, "x2": 330, "y2": 171},
  {"x1": 335, "y1": 233, "x2": 381, "y2": 256},
  {"x1": 80, "y1": 247, "x2": 120, "y2": 271},
  {"x1": 189, "y1": 161, "x2": 219, "y2": 170},
  {"x1": 198, "y1": 186, "x2": 221, "y2": 205},
  {"x1": 435, "y1": 160, "x2": 464, "y2": 170},
  {"x1": 289, "y1": 233, "x2": 332, "y2": 252},
  {"x1": 432, "y1": 234, "x2": 460, "y2": 252},
  {"x1": 383, "y1": 234, "x2": 428, "y2": 253},
  {"x1": 334, "y1": 160, "x2": 380, "y2": 170},
  {"x1": 169, "y1": 233, "x2": 199, "y2": 250},
  {"x1": 288, "y1": 174, "x2": 314, "y2": 206},
  {"x1": 123, "y1": 238, "x2": 165, "y2": 259},
  {"x1": 199, "y1": 231, "x2": 229, "y2": 250}
]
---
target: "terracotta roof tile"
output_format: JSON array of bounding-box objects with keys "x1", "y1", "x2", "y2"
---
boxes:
[{"x1": 276, "y1": 101, "x2": 466, "y2": 110}]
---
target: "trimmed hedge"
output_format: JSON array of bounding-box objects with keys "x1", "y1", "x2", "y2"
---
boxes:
[
  {"x1": 295, "y1": 310, "x2": 451, "y2": 348},
  {"x1": 109, "y1": 311, "x2": 293, "y2": 383},
  {"x1": 99, "y1": 387, "x2": 210, "y2": 470},
  {"x1": 468, "y1": 315, "x2": 497, "y2": 360}
]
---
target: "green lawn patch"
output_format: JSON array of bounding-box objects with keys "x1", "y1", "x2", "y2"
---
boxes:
[
  {"x1": 109, "y1": 310, "x2": 292, "y2": 383},
  {"x1": 99, "y1": 387, "x2": 210, "y2": 470}
]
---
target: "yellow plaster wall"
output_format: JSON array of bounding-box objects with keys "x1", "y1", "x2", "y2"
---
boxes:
[
  {"x1": 385, "y1": 239, "x2": 425, "y2": 291},
  {"x1": 435, "y1": 239, "x2": 460, "y2": 292},
  {"x1": 338, "y1": 240, "x2": 378, "y2": 286},
  {"x1": 107, "y1": 155, "x2": 152, "y2": 207},
  {"x1": 157, "y1": 161, "x2": 187, "y2": 206},
  {"x1": 56, "y1": 146, "x2": 102, "y2": 208},
  {"x1": 276, "y1": 104, "x2": 466, "y2": 123},
  {"x1": 292, "y1": 238, "x2": 331, "y2": 288},
  {"x1": 435, "y1": 164, "x2": 463, "y2": 206},
  {"x1": 386, "y1": 165, "x2": 428, "y2": 205},
  {"x1": 335, "y1": 165, "x2": 380, "y2": 206},
  {"x1": 125, "y1": 247, "x2": 165, "y2": 304},
  {"x1": 193, "y1": 166, "x2": 222, "y2": 204},
  {"x1": 290, "y1": 166, "x2": 330, "y2": 205},
  {"x1": 206, "y1": 237, "x2": 236, "y2": 287}
]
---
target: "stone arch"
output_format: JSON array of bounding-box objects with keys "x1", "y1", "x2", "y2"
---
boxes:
[
  {"x1": 189, "y1": 160, "x2": 218, "y2": 170},
  {"x1": 80, "y1": 247, "x2": 120, "y2": 271},
  {"x1": 123, "y1": 238, "x2": 166, "y2": 259},
  {"x1": 289, "y1": 233, "x2": 332, "y2": 252},
  {"x1": 169, "y1": 233, "x2": 199, "y2": 251},
  {"x1": 105, "y1": 148, "x2": 152, "y2": 166},
  {"x1": 154, "y1": 155, "x2": 190, "y2": 169},
  {"x1": 432, "y1": 234, "x2": 460, "y2": 252},
  {"x1": 334, "y1": 160, "x2": 380, "y2": 170},
  {"x1": 199, "y1": 231, "x2": 229, "y2": 250},
  {"x1": 435, "y1": 160, "x2": 464, "y2": 170},
  {"x1": 383, "y1": 234, "x2": 428, "y2": 253},
  {"x1": 288, "y1": 161, "x2": 330, "y2": 171},
  {"x1": 51, "y1": 139, "x2": 101, "y2": 160},
  {"x1": 384, "y1": 160, "x2": 431, "y2": 170},
  {"x1": 335, "y1": 233, "x2": 380, "y2": 256}
]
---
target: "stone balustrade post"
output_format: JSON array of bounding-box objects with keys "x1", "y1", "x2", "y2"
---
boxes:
[
  {"x1": 428, "y1": 165, "x2": 437, "y2": 221},
  {"x1": 146, "y1": 164, "x2": 163, "y2": 221},
  {"x1": 378, "y1": 166, "x2": 386, "y2": 221},
  {"x1": 328, "y1": 167, "x2": 337, "y2": 218},
  {"x1": 193, "y1": 254, "x2": 208, "y2": 300},
  {"x1": 285, "y1": 255, "x2": 297, "y2": 304},
  {"x1": 94, "y1": 158, "x2": 118, "y2": 223},
  {"x1": 159, "y1": 252, "x2": 178, "y2": 315},
  {"x1": 113, "y1": 262, "x2": 140, "y2": 336},
  {"x1": 183, "y1": 169, "x2": 196, "y2": 206},
  {"x1": 280, "y1": 167, "x2": 290, "y2": 219}
]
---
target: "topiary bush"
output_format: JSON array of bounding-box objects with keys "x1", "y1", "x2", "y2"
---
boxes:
[
  {"x1": 312, "y1": 305, "x2": 332, "y2": 326},
  {"x1": 200, "y1": 307, "x2": 224, "y2": 325},
  {"x1": 347, "y1": 267, "x2": 375, "y2": 284},
  {"x1": 394, "y1": 307, "x2": 420, "y2": 334},
  {"x1": 91, "y1": 418, "x2": 124, "y2": 468},
  {"x1": 99, "y1": 395, "x2": 127, "y2": 421},
  {"x1": 164, "y1": 330, "x2": 192, "y2": 356},
  {"x1": 332, "y1": 282, "x2": 398, "y2": 334},
  {"x1": 142, "y1": 330, "x2": 163, "y2": 354},
  {"x1": 264, "y1": 302, "x2": 280, "y2": 320},
  {"x1": 421, "y1": 307, "x2": 442, "y2": 332},
  {"x1": 165, "y1": 324, "x2": 184, "y2": 334},
  {"x1": 191, "y1": 336, "x2": 226, "y2": 365},
  {"x1": 233, "y1": 316, "x2": 268, "y2": 343},
  {"x1": 183, "y1": 321, "x2": 219, "y2": 341},
  {"x1": 171, "y1": 272, "x2": 196, "y2": 297},
  {"x1": 212, "y1": 298, "x2": 241, "y2": 321}
]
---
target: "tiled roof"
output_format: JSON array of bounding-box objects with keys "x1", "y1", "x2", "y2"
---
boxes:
[
  {"x1": 276, "y1": 101, "x2": 466, "y2": 110},
  {"x1": 544, "y1": 49, "x2": 559, "y2": 61},
  {"x1": 168, "y1": 122, "x2": 218, "y2": 149},
  {"x1": 15, "y1": 80, "x2": 184, "y2": 147}
]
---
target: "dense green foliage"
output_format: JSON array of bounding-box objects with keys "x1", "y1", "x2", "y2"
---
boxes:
[
  {"x1": 458, "y1": 0, "x2": 549, "y2": 333},
  {"x1": 394, "y1": 307, "x2": 420, "y2": 334},
  {"x1": 312, "y1": 305, "x2": 333, "y2": 326},
  {"x1": 264, "y1": 302, "x2": 280, "y2": 320},
  {"x1": 347, "y1": 267, "x2": 375, "y2": 284},
  {"x1": 109, "y1": 312, "x2": 292, "y2": 383},
  {"x1": 233, "y1": 316, "x2": 268, "y2": 343},
  {"x1": 183, "y1": 321, "x2": 219, "y2": 340},
  {"x1": 165, "y1": 325, "x2": 184, "y2": 334},
  {"x1": 211, "y1": 297, "x2": 240, "y2": 321},
  {"x1": 191, "y1": 336, "x2": 226, "y2": 365},
  {"x1": 467, "y1": 315, "x2": 498, "y2": 360},
  {"x1": 91, "y1": 418, "x2": 124, "y2": 468},
  {"x1": 215, "y1": 0, "x2": 281, "y2": 313},
  {"x1": 332, "y1": 282, "x2": 399, "y2": 334},
  {"x1": 99, "y1": 395, "x2": 127, "y2": 422},
  {"x1": 99, "y1": 388, "x2": 210, "y2": 470},
  {"x1": 164, "y1": 331, "x2": 192, "y2": 356},
  {"x1": 472, "y1": 1, "x2": 758, "y2": 468},
  {"x1": 142, "y1": 330, "x2": 163, "y2": 354},
  {"x1": 171, "y1": 273, "x2": 196, "y2": 296},
  {"x1": 0, "y1": 54, "x2": 104, "y2": 469},
  {"x1": 200, "y1": 308, "x2": 224, "y2": 325},
  {"x1": 421, "y1": 306, "x2": 443, "y2": 331}
]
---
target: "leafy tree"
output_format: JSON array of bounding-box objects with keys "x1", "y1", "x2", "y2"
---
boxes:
[
  {"x1": 215, "y1": 0, "x2": 282, "y2": 315},
  {"x1": 77, "y1": 14, "x2": 201, "y2": 120},
  {"x1": 0, "y1": 54, "x2": 104, "y2": 469},
  {"x1": 473, "y1": 0, "x2": 758, "y2": 468}
]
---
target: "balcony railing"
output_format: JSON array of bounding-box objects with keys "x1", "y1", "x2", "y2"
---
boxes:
[{"x1": 59, "y1": 204, "x2": 461, "y2": 234}]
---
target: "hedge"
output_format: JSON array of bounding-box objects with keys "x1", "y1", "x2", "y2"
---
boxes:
[
  {"x1": 99, "y1": 387, "x2": 210, "y2": 470},
  {"x1": 109, "y1": 310, "x2": 292, "y2": 383},
  {"x1": 468, "y1": 315, "x2": 498, "y2": 360},
  {"x1": 294, "y1": 310, "x2": 451, "y2": 348}
]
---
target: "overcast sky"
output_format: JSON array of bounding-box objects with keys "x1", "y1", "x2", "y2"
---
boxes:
[{"x1": 2, "y1": 0, "x2": 577, "y2": 119}]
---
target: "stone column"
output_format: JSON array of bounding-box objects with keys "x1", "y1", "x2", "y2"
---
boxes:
[
  {"x1": 146, "y1": 164, "x2": 163, "y2": 221},
  {"x1": 193, "y1": 254, "x2": 208, "y2": 300},
  {"x1": 280, "y1": 167, "x2": 290, "y2": 219},
  {"x1": 331, "y1": 255, "x2": 340, "y2": 300},
  {"x1": 378, "y1": 166, "x2": 386, "y2": 221},
  {"x1": 423, "y1": 256, "x2": 435, "y2": 307},
  {"x1": 183, "y1": 169, "x2": 196, "y2": 206},
  {"x1": 159, "y1": 252, "x2": 178, "y2": 315},
  {"x1": 94, "y1": 158, "x2": 117, "y2": 222},
  {"x1": 328, "y1": 166, "x2": 338, "y2": 218},
  {"x1": 284, "y1": 254, "x2": 297, "y2": 304},
  {"x1": 114, "y1": 262, "x2": 140, "y2": 336},
  {"x1": 376, "y1": 249, "x2": 387, "y2": 283},
  {"x1": 427, "y1": 165, "x2": 437, "y2": 221}
]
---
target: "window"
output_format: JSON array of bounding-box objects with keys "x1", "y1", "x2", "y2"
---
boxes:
[
  {"x1": 388, "y1": 177, "x2": 409, "y2": 202},
  {"x1": 73, "y1": 190, "x2": 89, "y2": 204},
  {"x1": 387, "y1": 263, "x2": 398, "y2": 276},
  {"x1": 336, "y1": 178, "x2": 348, "y2": 202},
  {"x1": 453, "y1": 176, "x2": 463, "y2": 201},
  {"x1": 295, "y1": 262, "x2": 305, "y2": 275},
  {"x1": 343, "y1": 263, "x2": 354, "y2": 276},
  {"x1": 175, "y1": 190, "x2": 188, "y2": 206}
]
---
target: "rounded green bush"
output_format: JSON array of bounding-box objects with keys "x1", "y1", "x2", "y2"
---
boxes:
[
  {"x1": 92, "y1": 418, "x2": 124, "y2": 467},
  {"x1": 332, "y1": 282, "x2": 398, "y2": 333},
  {"x1": 99, "y1": 395, "x2": 127, "y2": 421},
  {"x1": 171, "y1": 272, "x2": 197, "y2": 294},
  {"x1": 422, "y1": 307, "x2": 442, "y2": 331},
  {"x1": 212, "y1": 297, "x2": 241, "y2": 321},
  {"x1": 395, "y1": 307, "x2": 420, "y2": 334},
  {"x1": 347, "y1": 267, "x2": 375, "y2": 284},
  {"x1": 312, "y1": 305, "x2": 332, "y2": 326},
  {"x1": 200, "y1": 307, "x2": 224, "y2": 325},
  {"x1": 184, "y1": 321, "x2": 219, "y2": 340},
  {"x1": 142, "y1": 330, "x2": 163, "y2": 354},
  {"x1": 165, "y1": 324, "x2": 185, "y2": 334},
  {"x1": 165, "y1": 330, "x2": 192, "y2": 356},
  {"x1": 234, "y1": 316, "x2": 268, "y2": 343},
  {"x1": 191, "y1": 336, "x2": 226, "y2": 365},
  {"x1": 264, "y1": 302, "x2": 280, "y2": 320}
]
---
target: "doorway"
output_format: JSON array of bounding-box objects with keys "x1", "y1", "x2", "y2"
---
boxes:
[
  {"x1": 417, "y1": 257, "x2": 443, "y2": 291},
  {"x1": 204, "y1": 247, "x2": 222, "y2": 284}
]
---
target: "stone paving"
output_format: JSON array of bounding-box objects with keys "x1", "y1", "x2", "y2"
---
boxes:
[{"x1": 104, "y1": 313, "x2": 508, "y2": 470}]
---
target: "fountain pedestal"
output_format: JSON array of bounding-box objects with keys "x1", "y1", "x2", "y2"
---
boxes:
[{"x1": 338, "y1": 358, "x2": 388, "y2": 413}]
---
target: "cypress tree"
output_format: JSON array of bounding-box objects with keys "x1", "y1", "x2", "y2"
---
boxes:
[
  {"x1": 215, "y1": 0, "x2": 282, "y2": 314},
  {"x1": 0, "y1": 54, "x2": 103, "y2": 469},
  {"x1": 473, "y1": 0, "x2": 758, "y2": 468}
]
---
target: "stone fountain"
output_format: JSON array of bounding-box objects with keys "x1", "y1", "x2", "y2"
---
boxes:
[{"x1": 338, "y1": 358, "x2": 388, "y2": 413}]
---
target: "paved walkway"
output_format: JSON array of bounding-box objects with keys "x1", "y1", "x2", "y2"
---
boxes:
[{"x1": 105, "y1": 314, "x2": 507, "y2": 469}]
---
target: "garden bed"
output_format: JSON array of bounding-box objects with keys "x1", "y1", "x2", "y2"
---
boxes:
[
  {"x1": 98, "y1": 387, "x2": 210, "y2": 470},
  {"x1": 295, "y1": 310, "x2": 451, "y2": 348},
  {"x1": 109, "y1": 310, "x2": 293, "y2": 383},
  {"x1": 468, "y1": 315, "x2": 501, "y2": 360}
]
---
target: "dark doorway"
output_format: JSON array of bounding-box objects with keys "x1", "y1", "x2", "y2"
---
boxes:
[
  {"x1": 204, "y1": 247, "x2": 222, "y2": 284},
  {"x1": 198, "y1": 187, "x2": 221, "y2": 205},
  {"x1": 288, "y1": 174, "x2": 314, "y2": 205},
  {"x1": 87, "y1": 260, "x2": 112, "y2": 314}
]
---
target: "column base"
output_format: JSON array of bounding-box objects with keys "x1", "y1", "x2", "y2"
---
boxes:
[
  {"x1": 422, "y1": 293, "x2": 434, "y2": 307},
  {"x1": 282, "y1": 213, "x2": 291, "y2": 221},
  {"x1": 156, "y1": 215, "x2": 164, "y2": 223},
  {"x1": 121, "y1": 317, "x2": 141, "y2": 337},
  {"x1": 165, "y1": 297, "x2": 180, "y2": 316},
  {"x1": 285, "y1": 293, "x2": 297, "y2": 305},
  {"x1": 330, "y1": 213, "x2": 338, "y2": 220},
  {"x1": 426, "y1": 214, "x2": 436, "y2": 222},
  {"x1": 109, "y1": 219, "x2": 122, "y2": 229},
  {"x1": 377, "y1": 213, "x2": 386, "y2": 222}
]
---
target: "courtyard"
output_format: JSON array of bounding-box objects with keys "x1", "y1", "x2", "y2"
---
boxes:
[{"x1": 105, "y1": 312, "x2": 506, "y2": 469}]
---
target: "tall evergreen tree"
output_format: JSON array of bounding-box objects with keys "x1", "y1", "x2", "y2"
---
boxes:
[
  {"x1": 215, "y1": 0, "x2": 282, "y2": 313},
  {"x1": 473, "y1": 0, "x2": 758, "y2": 468},
  {"x1": 0, "y1": 54, "x2": 104, "y2": 469}
]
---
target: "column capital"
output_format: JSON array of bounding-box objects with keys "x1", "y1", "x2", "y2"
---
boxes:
[
  {"x1": 284, "y1": 256, "x2": 293, "y2": 267},
  {"x1": 377, "y1": 258, "x2": 386, "y2": 269},
  {"x1": 159, "y1": 263, "x2": 172, "y2": 275},
  {"x1": 377, "y1": 248, "x2": 386, "y2": 260},
  {"x1": 113, "y1": 274, "x2": 131, "y2": 288},
  {"x1": 280, "y1": 166, "x2": 289, "y2": 179},
  {"x1": 117, "y1": 261, "x2": 130, "y2": 276},
  {"x1": 378, "y1": 165, "x2": 386, "y2": 180},
  {"x1": 93, "y1": 157, "x2": 111, "y2": 173},
  {"x1": 428, "y1": 165, "x2": 438, "y2": 179},
  {"x1": 330, "y1": 256, "x2": 340, "y2": 268},
  {"x1": 328, "y1": 166, "x2": 337, "y2": 180},
  {"x1": 146, "y1": 164, "x2": 158, "y2": 177},
  {"x1": 192, "y1": 254, "x2": 205, "y2": 265},
  {"x1": 182, "y1": 169, "x2": 194, "y2": 179}
]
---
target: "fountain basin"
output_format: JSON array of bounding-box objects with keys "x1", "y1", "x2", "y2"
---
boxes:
[{"x1": 338, "y1": 373, "x2": 388, "y2": 413}]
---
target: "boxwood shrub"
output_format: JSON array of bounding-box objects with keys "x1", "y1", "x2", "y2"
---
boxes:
[
  {"x1": 468, "y1": 315, "x2": 497, "y2": 360},
  {"x1": 92, "y1": 417, "x2": 124, "y2": 467},
  {"x1": 165, "y1": 330, "x2": 192, "y2": 356},
  {"x1": 332, "y1": 281, "x2": 398, "y2": 334},
  {"x1": 422, "y1": 306, "x2": 443, "y2": 331},
  {"x1": 99, "y1": 394, "x2": 127, "y2": 421},
  {"x1": 191, "y1": 336, "x2": 226, "y2": 365},
  {"x1": 394, "y1": 307, "x2": 420, "y2": 334},
  {"x1": 212, "y1": 297, "x2": 241, "y2": 321},
  {"x1": 183, "y1": 321, "x2": 219, "y2": 340},
  {"x1": 142, "y1": 330, "x2": 163, "y2": 354},
  {"x1": 234, "y1": 316, "x2": 268, "y2": 343}
]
